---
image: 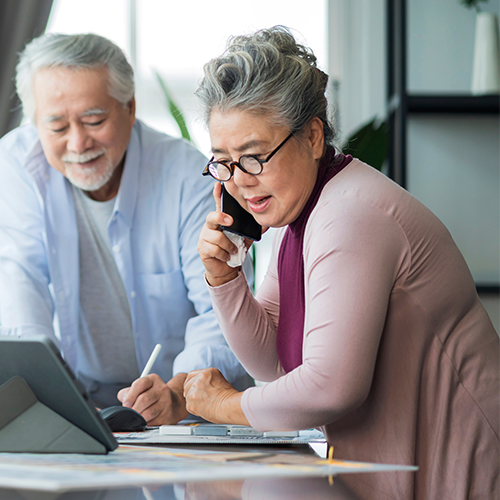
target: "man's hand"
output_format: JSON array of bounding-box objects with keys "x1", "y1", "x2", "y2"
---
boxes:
[
  {"x1": 183, "y1": 368, "x2": 249, "y2": 425},
  {"x1": 117, "y1": 372, "x2": 189, "y2": 425}
]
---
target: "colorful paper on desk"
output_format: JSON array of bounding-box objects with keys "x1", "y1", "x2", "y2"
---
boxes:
[
  {"x1": 0, "y1": 445, "x2": 417, "y2": 492},
  {"x1": 116, "y1": 425, "x2": 326, "y2": 445}
]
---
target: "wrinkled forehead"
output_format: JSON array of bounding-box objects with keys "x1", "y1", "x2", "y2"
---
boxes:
[
  {"x1": 208, "y1": 105, "x2": 279, "y2": 128},
  {"x1": 33, "y1": 64, "x2": 110, "y2": 89},
  {"x1": 208, "y1": 108, "x2": 287, "y2": 156},
  {"x1": 32, "y1": 66, "x2": 112, "y2": 119}
]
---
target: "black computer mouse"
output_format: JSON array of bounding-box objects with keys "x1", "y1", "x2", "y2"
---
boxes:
[{"x1": 99, "y1": 405, "x2": 147, "y2": 432}]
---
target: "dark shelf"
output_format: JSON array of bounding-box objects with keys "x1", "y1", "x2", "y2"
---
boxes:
[
  {"x1": 387, "y1": 0, "x2": 499, "y2": 298},
  {"x1": 476, "y1": 284, "x2": 500, "y2": 295},
  {"x1": 407, "y1": 94, "x2": 500, "y2": 114}
]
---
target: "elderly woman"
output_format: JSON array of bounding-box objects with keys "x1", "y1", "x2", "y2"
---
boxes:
[{"x1": 184, "y1": 27, "x2": 499, "y2": 499}]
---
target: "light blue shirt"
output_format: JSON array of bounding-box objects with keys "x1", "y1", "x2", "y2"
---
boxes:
[{"x1": 0, "y1": 120, "x2": 248, "y2": 386}]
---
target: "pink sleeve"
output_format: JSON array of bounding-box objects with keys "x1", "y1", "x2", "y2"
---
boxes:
[
  {"x1": 241, "y1": 194, "x2": 409, "y2": 431},
  {"x1": 208, "y1": 229, "x2": 287, "y2": 382}
]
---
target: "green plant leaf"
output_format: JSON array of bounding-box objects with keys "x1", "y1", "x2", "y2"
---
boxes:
[
  {"x1": 343, "y1": 118, "x2": 388, "y2": 171},
  {"x1": 154, "y1": 70, "x2": 193, "y2": 143}
]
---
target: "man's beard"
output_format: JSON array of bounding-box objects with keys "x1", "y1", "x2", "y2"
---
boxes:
[{"x1": 62, "y1": 148, "x2": 115, "y2": 192}]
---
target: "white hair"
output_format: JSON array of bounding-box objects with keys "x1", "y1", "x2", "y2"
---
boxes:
[
  {"x1": 16, "y1": 33, "x2": 134, "y2": 122},
  {"x1": 196, "y1": 26, "x2": 337, "y2": 147}
]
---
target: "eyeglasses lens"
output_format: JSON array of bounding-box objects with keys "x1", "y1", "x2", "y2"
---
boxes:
[
  {"x1": 209, "y1": 163, "x2": 231, "y2": 181},
  {"x1": 239, "y1": 156, "x2": 262, "y2": 174}
]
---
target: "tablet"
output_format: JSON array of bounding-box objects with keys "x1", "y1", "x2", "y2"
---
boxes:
[{"x1": 0, "y1": 335, "x2": 117, "y2": 453}]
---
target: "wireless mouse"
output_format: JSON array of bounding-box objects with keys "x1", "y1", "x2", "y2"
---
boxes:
[{"x1": 98, "y1": 405, "x2": 147, "y2": 432}]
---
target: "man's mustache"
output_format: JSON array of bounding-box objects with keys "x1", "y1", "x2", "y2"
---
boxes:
[{"x1": 62, "y1": 149, "x2": 106, "y2": 163}]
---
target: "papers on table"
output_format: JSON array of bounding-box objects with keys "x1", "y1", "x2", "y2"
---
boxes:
[
  {"x1": 159, "y1": 424, "x2": 303, "y2": 438},
  {"x1": 115, "y1": 426, "x2": 326, "y2": 445}
]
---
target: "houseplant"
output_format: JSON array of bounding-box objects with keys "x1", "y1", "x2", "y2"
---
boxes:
[
  {"x1": 342, "y1": 118, "x2": 388, "y2": 172},
  {"x1": 154, "y1": 70, "x2": 193, "y2": 143}
]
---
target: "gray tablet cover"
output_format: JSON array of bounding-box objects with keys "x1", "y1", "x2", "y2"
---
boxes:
[{"x1": 0, "y1": 335, "x2": 117, "y2": 453}]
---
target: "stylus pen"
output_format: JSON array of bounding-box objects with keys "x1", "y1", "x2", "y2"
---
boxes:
[{"x1": 140, "y1": 343, "x2": 162, "y2": 377}]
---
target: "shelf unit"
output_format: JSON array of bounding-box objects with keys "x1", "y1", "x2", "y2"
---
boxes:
[
  {"x1": 407, "y1": 95, "x2": 500, "y2": 114},
  {"x1": 386, "y1": 0, "x2": 500, "y2": 294}
]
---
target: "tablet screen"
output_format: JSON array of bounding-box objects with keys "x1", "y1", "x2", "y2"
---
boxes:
[{"x1": 0, "y1": 335, "x2": 117, "y2": 452}]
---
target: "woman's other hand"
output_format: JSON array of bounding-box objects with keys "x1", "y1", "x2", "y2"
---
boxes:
[
  {"x1": 183, "y1": 367, "x2": 249, "y2": 425},
  {"x1": 197, "y1": 183, "x2": 241, "y2": 287}
]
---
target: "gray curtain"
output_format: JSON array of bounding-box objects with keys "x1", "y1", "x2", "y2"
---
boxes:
[{"x1": 0, "y1": 0, "x2": 53, "y2": 139}]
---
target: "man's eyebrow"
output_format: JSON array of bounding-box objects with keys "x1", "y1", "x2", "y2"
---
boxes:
[
  {"x1": 212, "y1": 140, "x2": 267, "y2": 155},
  {"x1": 42, "y1": 108, "x2": 108, "y2": 123},
  {"x1": 43, "y1": 115, "x2": 63, "y2": 123},
  {"x1": 81, "y1": 108, "x2": 108, "y2": 117}
]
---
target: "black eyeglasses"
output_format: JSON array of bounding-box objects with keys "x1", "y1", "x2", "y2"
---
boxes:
[{"x1": 202, "y1": 132, "x2": 293, "y2": 182}]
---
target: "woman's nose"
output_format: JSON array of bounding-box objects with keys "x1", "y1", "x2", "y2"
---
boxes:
[{"x1": 232, "y1": 163, "x2": 259, "y2": 188}]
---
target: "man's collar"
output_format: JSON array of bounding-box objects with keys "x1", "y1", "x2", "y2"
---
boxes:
[
  {"x1": 112, "y1": 122, "x2": 140, "y2": 228},
  {"x1": 25, "y1": 125, "x2": 49, "y2": 179}
]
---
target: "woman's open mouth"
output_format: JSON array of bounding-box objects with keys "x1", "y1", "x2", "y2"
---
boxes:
[{"x1": 246, "y1": 196, "x2": 272, "y2": 213}]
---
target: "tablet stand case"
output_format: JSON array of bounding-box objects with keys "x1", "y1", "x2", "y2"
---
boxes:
[{"x1": 0, "y1": 376, "x2": 107, "y2": 454}]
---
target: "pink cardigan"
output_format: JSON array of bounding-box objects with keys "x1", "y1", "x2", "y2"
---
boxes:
[{"x1": 208, "y1": 159, "x2": 499, "y2": 500}]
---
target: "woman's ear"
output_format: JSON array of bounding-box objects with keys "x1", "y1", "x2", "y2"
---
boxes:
[{"x1": 307, "y1": 117, "x2": 325, "y2": 160}]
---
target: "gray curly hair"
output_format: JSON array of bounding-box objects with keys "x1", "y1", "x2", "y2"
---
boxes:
[
  {"x1": 196, "y1": 26, "x2": 337, "y2": 147},
  {"x1": 16, "y1": 33, "x2": 134, "y2": 122}
]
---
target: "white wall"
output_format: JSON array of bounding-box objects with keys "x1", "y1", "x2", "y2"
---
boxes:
[
  {"x1": 327, "y1": 0, "x2": 387, "y2": 142},
  {"x1": 408, "y1": 116, "x2": 499, "y2": 285}
]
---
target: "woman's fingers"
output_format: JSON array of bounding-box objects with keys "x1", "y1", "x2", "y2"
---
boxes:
[
  {"x1": 183, "y1": 369, "x2": 203, "y2": 396},
  {"x1": 204, "y1": 209, "x2": 233, "y2": 233},
  {"x1": 213, "y1": 182, "x2": 222, "y2": 212},
  {"x1": 200, "y1": 212, "x2": 237, "y2": 256},
  {"x1": 183, "y1": 368, "x2": 247, "y2": 425},
  {"x1": 196, "y1": 182, "x2": 241, "y2": 286},
  {"x1": 213, "y1": 182, "x2": 236, "y2": 229},
  {"x1": 202, "y1": 241, "x2": 231, "y2": 264}
]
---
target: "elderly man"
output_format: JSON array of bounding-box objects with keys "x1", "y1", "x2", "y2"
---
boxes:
[{"x1": 0, "y1": 33, "x2": 250, "y2": 424}]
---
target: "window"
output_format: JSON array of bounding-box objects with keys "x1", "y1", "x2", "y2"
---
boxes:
[
  {"x1": 47, "y1": 0, "x2": 327, "y2": 155},
  {"x1": 47, "y1": 0, "x2": 327, "y2": 288}
]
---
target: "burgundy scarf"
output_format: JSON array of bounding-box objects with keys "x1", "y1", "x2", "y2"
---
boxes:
[{"x1": 276, "y1": 148, "x2": 352, "y2": 373}]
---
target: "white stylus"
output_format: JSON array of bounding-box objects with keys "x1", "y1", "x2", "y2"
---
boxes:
[{"x1": 140, "y1": 343, "x2": 162, "y2": 377}]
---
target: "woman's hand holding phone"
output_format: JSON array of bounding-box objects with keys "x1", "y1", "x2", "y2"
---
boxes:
[{"x1": 197, "y1": 183, "x2": 243, "y2": 287}]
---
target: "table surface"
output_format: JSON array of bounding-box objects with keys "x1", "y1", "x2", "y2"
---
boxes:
[
  {"x1": 0, "y1": 477, "x2": 367, "y2": 500},
  {"x1": 0, "y1": 443, "x2": 409, "y2": 500}
]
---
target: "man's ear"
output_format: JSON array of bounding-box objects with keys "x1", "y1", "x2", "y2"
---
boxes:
[{"x1": 128, "y1": 96, "x2": 136, "y2": 125}]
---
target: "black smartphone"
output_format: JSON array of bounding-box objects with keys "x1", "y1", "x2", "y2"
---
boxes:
[{"x1": 220, "y1": 183, "x2": 262, "y2": 241}]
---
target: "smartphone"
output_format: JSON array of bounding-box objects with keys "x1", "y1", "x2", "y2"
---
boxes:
[{"x1": 220, "y1": 184, "x2": 262, "y2": 241}]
